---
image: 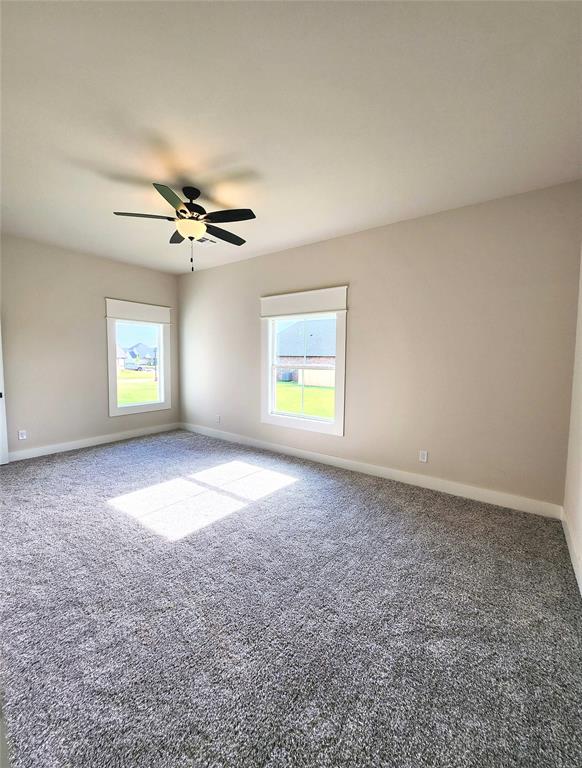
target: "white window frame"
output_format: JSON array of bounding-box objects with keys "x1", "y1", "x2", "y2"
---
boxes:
[
  {"x1": 260, "y1": 287, "x2": 347, "y2": 436},
  {"x1": 106, "y1": 298, "x2": 172, "y2": 417}
]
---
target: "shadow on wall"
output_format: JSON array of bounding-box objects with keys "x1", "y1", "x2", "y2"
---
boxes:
[{"x1": 108, "y1": 460, "x2": 297, "y2": 541}]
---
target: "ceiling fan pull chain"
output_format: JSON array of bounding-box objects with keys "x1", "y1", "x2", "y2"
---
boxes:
[{"x1": 190, "y1": 239, "x2": 194, "y2": 272}]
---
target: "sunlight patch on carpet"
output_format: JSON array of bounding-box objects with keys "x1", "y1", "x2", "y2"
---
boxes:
[
  {"x1": 109, "y1": 461, "x2": 297, "y2": 541},
  {"x1": 189, "y1": 461, "x2": 297, "y2": 501}
]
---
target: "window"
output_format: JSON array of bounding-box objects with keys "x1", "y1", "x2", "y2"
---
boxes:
[
  {"x1": 106, "y1": 299, "x2": 171, "y2": 417},
  {"x1": 261, "y1": 287, "x2": 347, "y2": 435}
]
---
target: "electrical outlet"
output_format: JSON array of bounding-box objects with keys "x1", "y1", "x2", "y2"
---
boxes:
[
  {"x1": 419, "y1": 449, "x2": 428, "y2": 463},
  {"x1": 18, "y1": 429, "x2": 27, "y2": 440},
  {"x1": 215, "y1": 415, "x2": 221, "y2": 425}
]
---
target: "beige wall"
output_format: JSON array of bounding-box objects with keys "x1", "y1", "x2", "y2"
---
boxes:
[
  {"x1": 1, "y1": 235, "x2": 180, "y2": 453},
  {"x1": 2, "y1": 184, "x2": 580, "y2": 505},
  {"x1": 564, "y1": 245, "x2": 582, "y2": 589},
  {"x1": 179, "y1": 182, "x2": 582, "y2": 505},
  {"x1": 0, "y1": 252, "x2": 8, "y2": 462}
]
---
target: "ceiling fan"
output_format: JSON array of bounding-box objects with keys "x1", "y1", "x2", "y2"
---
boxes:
[{"x1": 114, "y1": 183, "x2": 256, "y2": 248}]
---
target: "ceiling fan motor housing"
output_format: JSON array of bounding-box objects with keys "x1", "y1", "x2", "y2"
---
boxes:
[{"x1": 181, "y1": 202, "x2": 206, "y2": 217}]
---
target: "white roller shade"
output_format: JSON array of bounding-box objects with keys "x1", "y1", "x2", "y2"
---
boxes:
[
  {"x1": 105, "y1": 298, "x2": 171, "y2": 324},
  {"x1": 260, "y1": 286, "x2": 347, "y2": 318}
]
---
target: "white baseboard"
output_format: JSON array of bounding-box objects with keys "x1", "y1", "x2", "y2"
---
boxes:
[
  {"x1": 181, "y1": 423, "x2": 563, "y2": 520},
  {"x1": 6, "y1": 420, "x2": 564, "y2": 522},
  {"x1": 562, "y1": 516, "x2": 582, "y2": 597},
  {"x1": 7, "y1": 423, "x2": 182, "y2": 462}
]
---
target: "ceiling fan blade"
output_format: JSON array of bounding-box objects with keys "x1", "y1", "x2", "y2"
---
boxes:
[
  {"x1": 205, "y1": 225, "x2": 246, "y2": 246},
  {"x1": 204, "y1": 208, "x2": 256, "y2": 224},
  {"x1": 152, "y1": 183, "x2": 184, "y2": 210},
  {"x1": 170, "y1": 230, "x2": 184, "y2": 244},
  {"x1": 114, "y1": 211, "x2": 174, "y2": 221}
]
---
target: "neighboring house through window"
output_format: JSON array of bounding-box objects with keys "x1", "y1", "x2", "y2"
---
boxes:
[
  {"x1": 261, "y1": 286, "x2": 347, "y2": 435},
  {"x1": 106, "y1": 298, "x2": 171, "y2": 417}
]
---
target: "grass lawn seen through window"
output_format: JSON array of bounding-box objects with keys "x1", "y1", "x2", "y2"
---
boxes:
[
  {"x1": 274, "y1": 381, "x2": 334, "y2": 419},
  {"x1": 117, "y1": 368, "x2": 160, "y2": 406}
]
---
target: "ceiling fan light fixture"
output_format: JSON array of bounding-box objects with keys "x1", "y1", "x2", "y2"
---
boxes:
[
  {"x1": 113, "y1": 183, "x2": 254, "y2": 263},
  {"x1": 175, "y1": 218, "x2": 207, "y2": 240}
]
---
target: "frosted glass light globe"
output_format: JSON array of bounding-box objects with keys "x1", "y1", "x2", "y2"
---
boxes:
[{"x1": 175, "y1": 219, "x2": 207, "y2": 239}]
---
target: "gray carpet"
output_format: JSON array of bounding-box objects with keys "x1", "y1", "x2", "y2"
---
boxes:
[{"x1": 1, "y1": 430, "x2": 581, "y2": 768}]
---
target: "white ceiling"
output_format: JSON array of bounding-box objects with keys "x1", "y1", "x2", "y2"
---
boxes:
[{"x1": 2, "y1": 1, "x2": 580, "y2": 274}]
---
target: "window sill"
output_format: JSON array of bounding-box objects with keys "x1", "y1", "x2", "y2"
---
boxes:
[
  {"x1": 109, "y1": 401, "x2": 172, "y2": 418},
  {"x1": 262, "y1": 411, "x2": 344, "y2": 436}
]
